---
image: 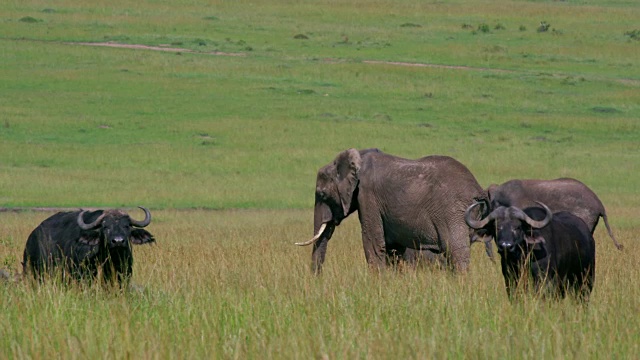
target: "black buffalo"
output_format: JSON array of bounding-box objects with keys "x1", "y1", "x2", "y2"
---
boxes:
[
  {"x1": 23, "y1": 207, "x2": 155, "y2": 285},
  {"x1": 465, "y1": 202, "x2": 595, "y2": 301}
]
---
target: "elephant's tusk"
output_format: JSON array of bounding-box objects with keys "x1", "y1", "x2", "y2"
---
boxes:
[{"x1": 295, "y1": 223, "x2": 327, "y2": 246}]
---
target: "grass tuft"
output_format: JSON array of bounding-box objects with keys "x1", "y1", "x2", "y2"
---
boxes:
[{"x1": 19, "y1": 16, "x2": 41, "y2": 23}]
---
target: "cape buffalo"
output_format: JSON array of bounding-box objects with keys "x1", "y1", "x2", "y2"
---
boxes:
[
  {"x1": 23, "y1": 207, "x2": 155, "y2": 285},
  {"x1": 465, "y1": 202, "x2": 595, "y2": 302},
  {"x1": 487, "y1": 178, "x2": 622, "y2": 250}
]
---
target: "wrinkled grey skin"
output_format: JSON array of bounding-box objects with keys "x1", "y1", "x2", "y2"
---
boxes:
[
  {"x1": 487, "y1": 178, "x2": 622, "y2": 250},
  {"x1": 306, "y1": 148, "x2": 488, "y2": 274}
]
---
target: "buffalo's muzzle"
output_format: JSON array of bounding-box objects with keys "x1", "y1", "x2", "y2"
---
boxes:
[
  {"x1": 498, "y1": 241, "x2": 515, "y2": 252},
  {"x1": 111, "y1": 236, "x2": 126, "y2": 246}
]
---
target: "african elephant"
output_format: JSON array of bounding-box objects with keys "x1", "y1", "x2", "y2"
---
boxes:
[
  {"x1": 487, "y1": 178, "x2": 622, "y2": 250},
  {"x1": 295, "y1": 148, "x2": 488, "y2": 273}
]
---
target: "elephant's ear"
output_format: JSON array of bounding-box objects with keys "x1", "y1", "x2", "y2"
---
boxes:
[
  {"x1": 486, "y1": 184, "x2": 498, "y2": 202},
  {"x1": 335, "y1": 148, "x2": 362, "y2": 216}
]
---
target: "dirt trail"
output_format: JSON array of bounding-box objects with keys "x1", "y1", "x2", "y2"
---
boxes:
[
  {"x1": 29, "y1": 40, "x2": 631, "y2": 86},
  {"x1": 72, "y1": 41, "x2": 245, "y2": 56},
  {"x1": 362, "y1": 60, "x2": 515, "y2": 73},
  {"x1": 73, "y1": 41, "x2": 638, "y2": 85},
  {"x1": 74, "y1": 41, "x2": 510, "y2": 73}
]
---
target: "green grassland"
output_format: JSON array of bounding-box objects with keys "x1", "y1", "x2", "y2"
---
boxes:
[{"x1": 1, "y1": 0, "x2": 639, "y2": 358}]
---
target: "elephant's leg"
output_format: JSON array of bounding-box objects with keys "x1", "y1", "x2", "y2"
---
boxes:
[
  {"x1": 361, "y1": 234, "x2": 386, "y2": 270},
  {"x1": 386, "y1": 246, "x2": 438, "y2": 270},
  {"x1": 358, "y1": 212, "x2": 386, "y2": 270},
  {"x1": 449, "y1": 246, "x2": 470, "y2": 272},
  {"x1": 445, "y1": 224, "x2": 471, "y2": 272},
  {"x1": 401, "y1": 248, "x2": 417, "y2": 269},
  {"x1": 386, "y1": 244, "x2": 406, "y2": 267},
  {"x1": 407, "y1": 248, "x2": 447, "y2": 269}
]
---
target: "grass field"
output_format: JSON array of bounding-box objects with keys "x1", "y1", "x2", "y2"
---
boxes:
[{"x1": 1, "y1": 0, "x2": 639, "y2": 358}]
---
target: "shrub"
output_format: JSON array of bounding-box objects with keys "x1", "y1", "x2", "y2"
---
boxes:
[
  {"x1": 537, "y1": 21, "x2": 550, "y2": 32},
  {"x1": 624, "y1": 29, "x2": 640, "y2": 41}
]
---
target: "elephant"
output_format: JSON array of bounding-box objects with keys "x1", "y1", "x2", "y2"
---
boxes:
[
  {"x1": 295, "y1": 148, "x2": 489, "y2": 274},
  {"x1": 487, "y1": 178, "x2": 622, "y2": 250}
]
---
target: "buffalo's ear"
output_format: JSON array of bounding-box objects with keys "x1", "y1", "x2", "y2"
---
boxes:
[
  {"x1": 524, "y1": 230, "x2": 545, "y2": 245},
  {"x1": 335, "y1": 148, "x2": 362, "y2": 216},
  {"x1": 79, "y1": 232, "x2": 100, "y2": 246},
  {"x1": 131, "y1": 229, "x2": 155, "y2": 245}
]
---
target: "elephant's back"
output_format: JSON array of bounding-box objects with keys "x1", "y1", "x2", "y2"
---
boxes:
[
  {"x1": 418, "y1": 155, "x2": 479, "y2": 177},
  {"x1": 417, "y1": 155, "x2": 484, "y2": 195},
  {"x1": 364, "y1": 152, "x2": 485, "y2": 203}
]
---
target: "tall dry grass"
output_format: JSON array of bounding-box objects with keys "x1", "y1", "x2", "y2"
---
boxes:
[{"x1": 1, "y1": 209, "x2": 638, "y2": 358}]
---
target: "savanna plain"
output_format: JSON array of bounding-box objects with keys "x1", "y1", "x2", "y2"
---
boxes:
[{"x1": 1, "y1": 0, "x2": 639, "y2": 358}]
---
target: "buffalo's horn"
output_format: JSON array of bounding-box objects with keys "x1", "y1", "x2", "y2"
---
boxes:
[
  {"x1": 515, "y1": 201, "x2": 552, "y2": 229},
  {"x1": 295, "y1": 223, "x2": 327, "y2": 246},
  {"x1": 77, "y1": 210, "x2": 107, "y2": 230},
  {"x1": 130, "y1": 206, "x2": 152, "y2": 228},
  {"x1": 464, "y1": 202, "x2": 492, "y2": 229}
]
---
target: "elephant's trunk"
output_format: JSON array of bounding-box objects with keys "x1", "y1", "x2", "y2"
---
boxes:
[
  {"x1": 309, "y1": 201, "x2": 335, "y2": 274},
  {"x1": 311, "y1": 224, "x2": 334, "y2": 274}
]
